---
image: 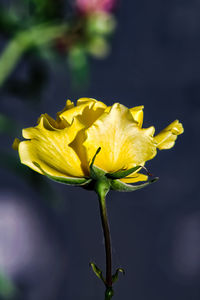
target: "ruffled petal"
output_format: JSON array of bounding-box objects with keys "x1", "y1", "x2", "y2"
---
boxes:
[
  {"x1": 56, "y1": 100, "x2": 75, "y2": 118},
  {"x1": 154, "y1": 120, "x2": 184, "y2": 150},
  {"x1": 19, "y1": 115, "x2": 87, "y2": 178},
  {"x1": 37, "y1": 113, "x2": 69, "y2": 130},
  {"x1": 129, "y1": 106, "x2": 144, "y2": 127},
  {"x1": 59, "y1": 97, "x2": 107, "y2": 126},
  {"x1": 83, "y1": 103, "x2": 157, "y2": 173}
]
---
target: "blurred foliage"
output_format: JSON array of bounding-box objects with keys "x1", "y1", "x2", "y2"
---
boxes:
[
  {"x1": 68, "y1": 45, "x2": 89, "y2": 88},
  {"x1": 0, "y1": 271, "x2": 17, "y2": 299},
  {"x1": 0, "y1": 0, "x2": 116, "y2": 91}
]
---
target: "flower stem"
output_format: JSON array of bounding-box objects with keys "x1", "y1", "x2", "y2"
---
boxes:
[
  {"x1": 96, "y1": 179, "x2": 114, "y2": 299},
  {"x1": 99, "y1": 194, "x2": 112, "y2": 286}
]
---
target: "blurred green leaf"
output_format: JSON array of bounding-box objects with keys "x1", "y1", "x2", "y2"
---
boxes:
[
  {"x1": 0, "y1": 271, "x2": 17, "y2": 299},
  {"x1": 0, "y1": 36, "x2": 28, "y2": 87},
  {"x1": 0, "y1": 23, "x2": 68, "y2": 87},
  {"x1": 68, "y1": 45, "x2": 89, "y2": 87}
]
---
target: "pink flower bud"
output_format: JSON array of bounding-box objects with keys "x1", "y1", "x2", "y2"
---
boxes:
[{"x1": 76, "y1": 0, "x2": 116, "y2": 14}]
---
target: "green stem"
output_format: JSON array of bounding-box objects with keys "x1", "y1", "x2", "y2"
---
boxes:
[
  {"x1": 99, "y1": 193, "x2": 112, "y2": 287},
  {"x1": 95, "y1": 179, "x2": 114, "y2": 300}
]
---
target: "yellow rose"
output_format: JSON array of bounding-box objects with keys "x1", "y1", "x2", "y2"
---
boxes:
[{"x1": 13, "y1": 98, "x2": 183, "y2": 191}]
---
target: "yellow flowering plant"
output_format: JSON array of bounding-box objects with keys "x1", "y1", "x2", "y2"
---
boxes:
[{"x1": 13, "y1": 98, "x2": 183, "y2": 299}]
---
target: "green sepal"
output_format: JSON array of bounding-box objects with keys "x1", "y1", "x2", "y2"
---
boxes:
[
  {"x1": 112, "y1": 268, "x2": 125, "y2": 284},
  {"x1": 110, "y1": 177, "x2": 159, "y2": 192},
  {"x1": 33, "y1": 162, "x2": 91, "y2": 186},
  {"x1": 90, "y1": 147, "x2": 106, "y2": 180},
  {"x1": 107, "y1": 166, "x2": 141, "y2": 179},
  {"x1": 89, "y1": 262, "x2": 106, "y2": 285}
]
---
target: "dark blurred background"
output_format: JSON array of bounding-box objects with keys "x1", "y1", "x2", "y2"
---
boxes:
[{"x1": 0, "y1": 0, "x2": 199, "y2": 299}]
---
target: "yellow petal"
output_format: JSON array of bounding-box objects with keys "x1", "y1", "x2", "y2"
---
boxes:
[
  {"x1": 57, "y1": 99, "x2": 75, "y2": 116},
  {"x1": 59, "y1": 97, "x2": 107, "y2": 126},
  {"x1": 19, "y1": 115, "x2": 87, "y2": 178},
  {"x1": 129, "y1": 106, "x2": 144, "y2": 127},
  {"x1": 84, "y1": 103, "x2": 157, "y2": 173},
  {"x1": 64, "y1": 99, "x2": 75, "y2": 110},
  {"x1": 120, "y1": 173, "x2": 148, "y2": 183},
  {"x1": 36, "y1": 101, "x2": 75, "y2": 131},
  {"x1": 54, "y1": 99, "x2": 75, "y2": 125},
  {"x1": 37, "y1": 113, "x2": 69, "y2": 130},
  {"x1": 154, "y1": 120, "x2": 184, "y2": 150},
  {"x1": 77, "y1": 97, "x2": 106, "y2": 109}
]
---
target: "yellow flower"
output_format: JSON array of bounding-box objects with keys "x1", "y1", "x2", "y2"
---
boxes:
[{"x1": 13, "y1": 98, "x2": 183, "y2": 190}]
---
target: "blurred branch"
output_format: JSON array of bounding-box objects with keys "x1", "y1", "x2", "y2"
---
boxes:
[{"x1": 0, "y1": 22, "x2": 68, "y2": 87}]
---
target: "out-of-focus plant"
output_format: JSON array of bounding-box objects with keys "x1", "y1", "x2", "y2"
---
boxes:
[
  {"x1": 75, "y1": 0, "x2": 116, "y2": 14},
  {"x1": 0, "y1": 0, "x2": 117, "y2": 90},
  {"x1": 0, "y1": 270, "x2": 18, "y2": 299}
]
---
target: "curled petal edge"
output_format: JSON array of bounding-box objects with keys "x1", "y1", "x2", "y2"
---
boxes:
[{"x1": 33, "y1": 162, "x2": 91, "y2": 186}]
